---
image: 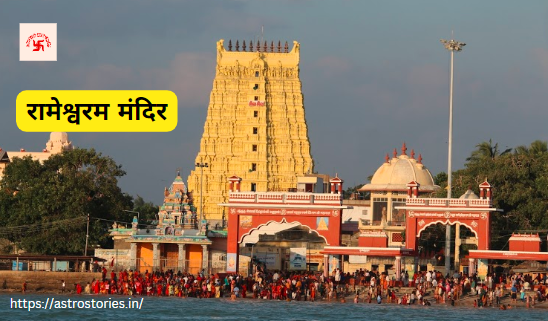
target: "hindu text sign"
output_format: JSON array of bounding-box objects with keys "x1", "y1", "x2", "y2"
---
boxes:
[{"x1": 16, "y1": 90, "x2": 178, "y2": 132}]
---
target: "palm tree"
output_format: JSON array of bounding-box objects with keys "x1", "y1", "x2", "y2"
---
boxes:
[
  {"x1": 466, "y1": 139, "x2": 512, "y2": 162},
  {"x1": 514, "y1": 140, "x2": 548, "y2": 156}
]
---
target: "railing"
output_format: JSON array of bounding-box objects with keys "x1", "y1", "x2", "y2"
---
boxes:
[
  {"x1": 229, "y1": 191, "x2": 342, "y2": 205},
  {"x1": 405, "y1": 198, "x2": 491, "y2": 207}
]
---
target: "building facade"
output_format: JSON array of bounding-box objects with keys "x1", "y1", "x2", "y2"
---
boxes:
[
  {"x1": 106, "y1": 173, "x2": 220, "y2": 274},
  {"x1": 0, "y1": 132, "x2": 73, "y2": 180},
  {"x1": 188, "y1": 39, "x2": 315, "y2": 225},
  {"x1": 223, "y1": 175, "x2": 346, "y2": 274}
]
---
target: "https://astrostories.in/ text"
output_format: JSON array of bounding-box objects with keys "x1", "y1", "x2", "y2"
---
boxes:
[{"x1": 10, "y1": 297, "x2": 144, "y2": 311}]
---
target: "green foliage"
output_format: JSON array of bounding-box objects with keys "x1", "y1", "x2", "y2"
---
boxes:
[
  {"x1": 343, "y1": 184, "x2": 368, "y2": 200},
  {"x1": 133, "y1": 195, "x2": 159, "y2": 223},
  {"x1": 0, "y1": 148, "x2": 132, "y2": 255},
  {"x1": 455, "y1": 139, "x2": 548, "y2": 250}
]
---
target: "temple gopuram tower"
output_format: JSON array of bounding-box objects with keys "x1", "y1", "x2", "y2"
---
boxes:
[{"x1": 188, "y1": 39, "x2": 315, "y2": 225}]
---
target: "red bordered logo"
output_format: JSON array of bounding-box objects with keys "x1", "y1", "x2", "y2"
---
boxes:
[{"x1": 25, "y1": 33, "x2": 52, "y2": 51}]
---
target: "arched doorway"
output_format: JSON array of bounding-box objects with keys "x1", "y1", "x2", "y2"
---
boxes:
[
  {"x1": 417, "y1": 222, "x2": 478, "y2": 272},
  {"x1": 239, "y1": 222, "x2": 326, "y2": 273}
]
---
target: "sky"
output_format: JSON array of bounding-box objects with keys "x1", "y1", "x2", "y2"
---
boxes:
[{"x1": 1, "y1": 0, "x2": 548, "y2": 205}]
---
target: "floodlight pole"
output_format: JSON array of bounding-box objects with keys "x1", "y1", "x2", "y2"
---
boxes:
[{"x1": 441, "y1": 37, "x2": 465, "y2": 275}]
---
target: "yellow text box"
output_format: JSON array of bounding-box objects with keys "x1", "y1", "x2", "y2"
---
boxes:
[{"x1": 16, "y1": 90, "x2": 177, "y2": 132}]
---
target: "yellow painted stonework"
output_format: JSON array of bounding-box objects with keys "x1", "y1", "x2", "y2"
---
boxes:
[{"x1": 188, "y1": 39, "x2": 314, "y2": 222}]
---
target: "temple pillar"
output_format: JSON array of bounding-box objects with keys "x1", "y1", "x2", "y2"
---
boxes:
[
  {"x1": 130, "y1": 243, "x2": 137, "y2": 270},
  {"x1": 202, "y1": 244, "x2": 209, "y2": 275},
  {"x1": 469, "y1": 258, "x2": 476, "y2": 277},
  {"x1": 323, "y1": 255, "x2": 329, "y2": 278},
  {"x1": 178, "y1": 244, "x2": 186, "y2": 272},
  {"x1": 152, "y1": 243, "x2": 160, "y2": 271},
  {"x1": 395, "y1": 256, "x2": 402, "y2": 281}
]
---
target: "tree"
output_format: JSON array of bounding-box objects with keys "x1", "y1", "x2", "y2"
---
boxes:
[
  {"x1": 343, "y1": 184, "x2": 369, "y2": 200},
  {"x1": 466, "y1": 139, "x2": 512, "y2": 162},
  {"x1": 0, "y1": 148, "x2": 132, "y2": 255},
  {"x1": 458, "y1": 140, "x2": 548, "y2": 249},
  {"x1": 514, "y1": 140, "x2": 548, "y2": 156},
  {"x1": 132, "y1": 195, "x2": 159, "y2": 224}
]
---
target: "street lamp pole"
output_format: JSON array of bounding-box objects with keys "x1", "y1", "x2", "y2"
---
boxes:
[
  {"x1": 84, "y1": 213, "x2": 89, "y2": 256},
  {"x1": 196, "y1": 159, "x2": 208, "y2": 231},
  {"x1": 441, "y1": 36, "x2": 465, "y2": 275}
]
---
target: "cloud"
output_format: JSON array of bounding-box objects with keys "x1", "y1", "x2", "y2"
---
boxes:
[
  {"x1": 60, "y1": 51, "x2": 216, "y2": 108},
  {"x1": 314, "y1": 56, "x2": 351, "y2": 74},
  {"x1": 155, "y1": 52, "x2": 216, "y2": 108},
  {"x1": 532, "y1": 48, "x2": 548, "y2": 81}
]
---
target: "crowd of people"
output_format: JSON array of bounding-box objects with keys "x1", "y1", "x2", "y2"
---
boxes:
[{"x1": 58, "y1": 265, "x2": 547, "y2": 309}]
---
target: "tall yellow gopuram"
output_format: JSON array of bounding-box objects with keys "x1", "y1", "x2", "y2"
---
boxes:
[{"x1": 188, "y1": 39, "x2": 315, "y2": 224}]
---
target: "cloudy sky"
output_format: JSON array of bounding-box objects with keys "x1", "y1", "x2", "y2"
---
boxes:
[{"x1": 1, "y1": 0, "x2": 548, "y2": 205}]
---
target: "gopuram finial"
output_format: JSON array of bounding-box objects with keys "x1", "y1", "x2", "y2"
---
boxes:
[
  {"x1": 410, "y1": 149, "x2": 415, "y2": 159},
  {"x1": 242, "y1": 40, "x2": 246, "y2": 51},
  {"x1": 235, "y1": 40, "x2": 239, "y2": 52},
  {"x1": 401, "y1": 142, "x2": 407, "y2": 156},
  {"x1": 393, "y1": 148, "x2": 397, "y2": 158},
  {"x1": 284, "y1": 41, "x2": 289, "y2": 53},
  {"x1": 228, "y1": 39, "x2": 232, "y2": 51},
  {"x1": 385, "y1": 154, "x2": 389, "y2": 163},
  {"x1": 270, "y1": 41, "x2": 274, "y2": 52},
  {"x1": 418, "y1": 154, "x2": 423, "y2": 164},
  {"x1": 263, "y1": 41, "x2": 267, "y2": 52},
  {"x1": 250, "y1": 40, "x2": 254, "y2": 52},
  {"x1": 277, "y1": 40, "x2": 281, "y2": 53}
]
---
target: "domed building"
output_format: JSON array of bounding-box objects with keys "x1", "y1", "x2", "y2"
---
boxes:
[{"x1": 358, "y1": 143, "x2": 440, "y2": 247}]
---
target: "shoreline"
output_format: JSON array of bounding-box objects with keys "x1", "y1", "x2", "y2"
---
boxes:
[{"x1": 2, "y1": 288, "x2": 546, "y2": 309}]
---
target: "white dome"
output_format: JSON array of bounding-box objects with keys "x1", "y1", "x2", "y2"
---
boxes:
[
  {"x1": 50, "y1": 132, "x2": 69, "y2": 142},
  {"x1": 459, "y1": 189, "x2": 479, "y2": 199},
  {"x1": 360, "y1": 146, "x2": 439, "y2": 192}
]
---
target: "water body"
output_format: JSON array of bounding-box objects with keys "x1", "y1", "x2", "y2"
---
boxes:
[{"x1": 2, "y1": 293, "x2": 545, "y2": 320}]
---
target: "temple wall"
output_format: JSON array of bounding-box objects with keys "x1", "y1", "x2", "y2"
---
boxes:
[{"x1": 0, "y1": 271, "x2": 102, "y2": 292}]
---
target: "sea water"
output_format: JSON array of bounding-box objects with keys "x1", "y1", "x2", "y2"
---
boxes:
[{"x1": 1, "y1": 293, "x2": 545, "y2": 321}]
